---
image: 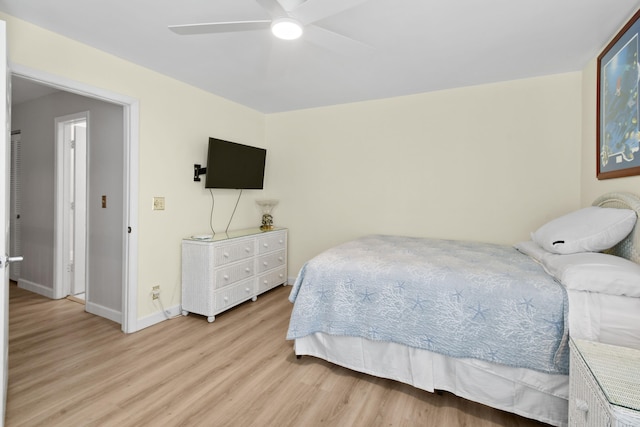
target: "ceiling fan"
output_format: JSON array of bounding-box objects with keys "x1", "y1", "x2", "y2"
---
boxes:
[{"x1": 168, "y1": 0, "x2": 372, "y2": 55}]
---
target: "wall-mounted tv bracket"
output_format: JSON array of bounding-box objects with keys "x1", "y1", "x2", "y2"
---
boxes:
[{"x1": 194, "y1": 164, "x2": 207, "y2": 182}]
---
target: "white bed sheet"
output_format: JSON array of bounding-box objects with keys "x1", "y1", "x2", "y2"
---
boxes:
[
  {"x1": 295, "y1": 333, "x2": 569, "y2": 427},
  {"x1": 567, "y1": 289, "x2": 640, "y2": 350}
]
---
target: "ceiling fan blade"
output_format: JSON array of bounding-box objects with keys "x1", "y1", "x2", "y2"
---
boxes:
[
  {"x1": 169, "y1": 21, "x2": 271, "y2": 35},
  {"x1": 292, "y1": 0, "x2": 371, "y2": 25},
  {"x1": 303, "y1": 25, "x2": 373, "y2": 57},
  {"x1": 255, "y1": 0, "x2": 289, "y2": 19},
  {"x1": 277, "y1": 0, "x2": 307, "y2": 12}
]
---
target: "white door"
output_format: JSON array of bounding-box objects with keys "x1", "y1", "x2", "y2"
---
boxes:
[{"x1": 0, "y1": 20, "x2": 14, "y2": 427}]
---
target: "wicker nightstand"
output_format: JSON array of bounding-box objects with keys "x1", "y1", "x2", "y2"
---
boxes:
[{"x1": 569, "y1": 338, "x2": 640, "y2": 426}]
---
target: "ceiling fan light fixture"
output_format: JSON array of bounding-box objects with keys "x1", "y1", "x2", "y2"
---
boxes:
[{"x1": 271, "y1": 18, "x2": 303, "y2": 40}]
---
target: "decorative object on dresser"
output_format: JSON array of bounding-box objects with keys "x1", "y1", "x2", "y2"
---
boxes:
[
  {"x1": 256, "y1": 199, "x2": 278, "y2": 230},
  {"x1": 569, "y1": 338, "x2": 640, "y2": 426},
  {"x1": 181, "y1": 227, "x2": 287, "y2": 323}
]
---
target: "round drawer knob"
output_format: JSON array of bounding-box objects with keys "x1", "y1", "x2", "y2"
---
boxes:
[
  {"x1": 223, "y1": 296, "x2": 228, "y2": 302},
  {"x1": 263, "y1": 261, "x2": 268, "y2": 266},
  {"x1": 263, "y1": 243, "x2": 268, "y2": 248},
  {"x1": 279, "y1": 273, "x2": 284, "y2": 278},
  {"x1": 279, "y1": 240, "x2": 283, "y2": 244},
  {"x1": 245, "y1": 268, "x2": 251, "y2": 273},
  {"x1": 278, "y1": 257, "x2": 283, "y2": 262},
  {"x1": 245, "y1": 288, "x2": 250, "y2": 293},
  {"x1": 263, "y1": 280, "x2": 269, "y2": 284},
  {"x1": 223, "y1": 274, "x2": 229, "y2": 280},
  {"x1": 223, "y1": 252, "x2": 229, "y2": 258},
  {"x1": 245, "y1": 247, "x2": 250, "y2": 252}
]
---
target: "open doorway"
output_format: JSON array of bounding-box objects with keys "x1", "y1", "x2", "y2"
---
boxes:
[
  {"x1": 55, "y1": 112, "x2": 88, "y2": 302},
  {"x1": 10, "y1": 66, "x2": 139, "y2": 333}
]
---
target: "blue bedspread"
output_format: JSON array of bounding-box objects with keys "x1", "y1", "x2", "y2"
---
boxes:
[{"x1": 287, "y1": 235, "x2": 569, "y2": 375}]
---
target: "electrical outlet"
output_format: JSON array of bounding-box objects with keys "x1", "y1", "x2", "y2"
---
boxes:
[{"x1": 152, "y1": 285, "x2": 160, "y2": 300}]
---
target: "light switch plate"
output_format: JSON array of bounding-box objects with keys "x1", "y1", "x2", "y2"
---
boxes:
[{"x1": 152, "y1": 197, "x2": 165, "y2": 210}]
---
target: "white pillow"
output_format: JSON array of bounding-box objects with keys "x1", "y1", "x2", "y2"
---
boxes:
[
  {"x1": 531, "y1": 206, "x2": 637, "y2": 254},
  {"x1": 541, "y1": 252, "x2": 640, "y2": 297},
  {"x1": 513, "y1": 240, "x2": 552, "y2": 264}
]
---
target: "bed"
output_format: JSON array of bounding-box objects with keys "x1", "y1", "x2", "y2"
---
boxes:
[{"x1": 286, "y1": 192, "x2": 640, "y2": 427}]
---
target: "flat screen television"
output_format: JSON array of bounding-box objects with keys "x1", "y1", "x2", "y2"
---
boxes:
[{"x1": 204, "y1": 138, "x2": 267, "y2": 189}]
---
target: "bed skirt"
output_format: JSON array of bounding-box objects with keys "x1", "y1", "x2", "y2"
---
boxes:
[{"x1": 294, "y1": 333, "x2": 569, "y2": 427}]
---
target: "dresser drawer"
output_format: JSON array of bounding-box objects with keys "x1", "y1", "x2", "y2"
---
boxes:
[
  {"x1": 257, "y1": 231, "x2": 286, "y2": 254},
  {"x1": 257, "y1": 267, "x2": 287, "y2": 294},
  {"x1": 215, "y1": 259, "x2": 254, "y2": 288},
  {"x1": 257, "y1": 250, "x2": 286, "y2": 273},
  {"x1": 214, "y1": 239, "x2": 255, "y2": 265},
  {"x1": 214, "y1": 279, "x2": 255, "y2": 311}
]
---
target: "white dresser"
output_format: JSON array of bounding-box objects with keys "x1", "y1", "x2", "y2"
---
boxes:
[
  {"x1": 569, "y1": 338, "x2": 640, "y2": 426},
  {"x1": 181, "y1": 227, "x2": 287, "y2": 323}
]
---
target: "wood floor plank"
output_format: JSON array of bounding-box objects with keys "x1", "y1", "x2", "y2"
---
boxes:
[{"x1": 6, "y1": 283, "x2": 549, "y2": 426}]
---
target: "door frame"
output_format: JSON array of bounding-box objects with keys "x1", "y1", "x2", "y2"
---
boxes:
[
  {"x1": 1, "y1": 20, "x2": 9, "y2": 426},
  {"x1": 9, "y1": 131, "x2": 20, "y2": 282},
  {"x1": 10, "y1": 64, "x2": 139, "y2": 333},
  {"x1": 54, "y1": 111, "x2": 88, "y2": 300}
]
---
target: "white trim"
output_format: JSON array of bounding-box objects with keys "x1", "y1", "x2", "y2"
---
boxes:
[
  {"x1": 1, "y1": 21, "x2": 8, "y2": 426},
  {"x1": 53, "y1": 115, "x2": 64, "y2": 299},
  {"x1": 123, "y1": 102, "x2": 139, "y2": 333},
  {"x1": 53, "y1": 111, "x2": 89, "y2": 300},
  {"x1": 10, "y1": 63, "x2": 140, "y2": 333},
  {"x1": 136, "y1": 304, "x2": 182, "y2": 331},
  {"x1": 72, "y1": 116, "x2": 87, "y2": 297},
  {"x1": 9, "y1": 132, "x2": 21, "y2": 282},
  {"x1": 85, "y1": 301, "x2": 122, "y2": 324},
  {"x1": 17, "y1": 278, "x2": 55, "y2": 299}
]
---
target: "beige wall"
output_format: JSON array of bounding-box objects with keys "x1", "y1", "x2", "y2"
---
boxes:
[
  {"x1": 2, "y1": 13, "x2": 266, "y2": 320},
  {"x1": 266, "y1": 73, "x2": 583, "y2": 274},
  {"x1": 580, "y1": 57, "x2": 640, "y2": 204}
]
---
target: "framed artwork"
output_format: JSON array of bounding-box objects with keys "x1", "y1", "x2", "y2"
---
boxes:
[{"x1": 597, "y1": 8, "x2": 640, "y2": 179}]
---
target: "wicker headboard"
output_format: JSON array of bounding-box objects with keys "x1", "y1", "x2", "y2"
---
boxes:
[{"x1": 592, "y1": 192, "x2": 640, "y2": 264}]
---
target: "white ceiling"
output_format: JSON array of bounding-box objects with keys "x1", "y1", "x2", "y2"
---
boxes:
[{"x1": 2, "y1": 0, "x2": 640, "y2": 113}]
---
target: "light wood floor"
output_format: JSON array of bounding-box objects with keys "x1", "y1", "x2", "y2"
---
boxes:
[{"x1": 6, "y1": 283, "x2": 549, "y2": 427}]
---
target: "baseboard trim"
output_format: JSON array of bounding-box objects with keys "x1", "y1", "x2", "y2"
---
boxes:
[
  {"x1": 18, "y1": 279, "x2": 54, "y2": 299},
  {"x1": 134, "y1": 278, "x2": 295, "y2": 332},
  {"x1": 136, "y1": 304, "x2": 182, "y2": 331},
  {"x1": 86, "y1": 301, "x2": 122, "y2": 324}
]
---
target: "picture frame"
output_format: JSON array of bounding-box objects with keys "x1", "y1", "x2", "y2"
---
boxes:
[{"x1": 597, "y1": 8, "x2": 640, "y2": 179}]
